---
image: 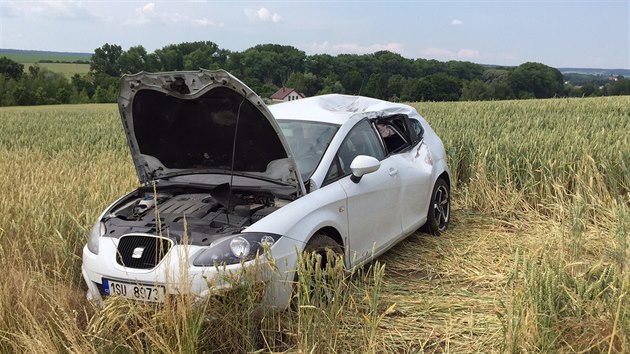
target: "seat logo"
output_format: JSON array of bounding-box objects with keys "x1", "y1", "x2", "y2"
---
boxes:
[{"x1": 132, "y1": 247, "x2": 145, "y2": 259}]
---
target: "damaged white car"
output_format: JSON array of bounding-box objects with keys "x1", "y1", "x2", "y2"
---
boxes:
[{"x1": 81, "y1": 69, "x2": 450, "y2": 307}]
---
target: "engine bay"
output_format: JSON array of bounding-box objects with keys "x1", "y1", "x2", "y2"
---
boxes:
[{"x1": 101, "y1": 183, "x2": 287, "y2": 246}]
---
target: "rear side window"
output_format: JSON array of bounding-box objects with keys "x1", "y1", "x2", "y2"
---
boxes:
[
  {"x1": 375, "y1": 115, "x2": 411, "y2": 154},
  {"x1": 409, "y1": 119, "x2": 425, "y2": 144}
]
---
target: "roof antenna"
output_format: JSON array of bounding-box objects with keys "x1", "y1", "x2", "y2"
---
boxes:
[
  {"x1": 226, "y1": 96, "x2": 247, "y2": 225},
  {"x1": 357, "y1": 75, "x2": 367, "y2": 96}
]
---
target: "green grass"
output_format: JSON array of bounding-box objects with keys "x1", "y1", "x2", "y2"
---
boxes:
[
  {"x1": 0, "y1": 97, "x2": 628, "y2": 352},
  {"x1": 25, "y1": 63, "x2": 90, "y2": 78}
]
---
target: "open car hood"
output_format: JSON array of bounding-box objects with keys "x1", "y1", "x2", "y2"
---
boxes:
[{"x1": 118, "y1": 69, "x2": 305, "y2": 196}]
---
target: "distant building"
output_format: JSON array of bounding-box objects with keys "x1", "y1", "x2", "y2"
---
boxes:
[
  {"x1": 270, "y1": 87, "x2": 305, "y2": 102},
  {"x1": 608, "y1": 75, "x2": 619, "y2": 81}
]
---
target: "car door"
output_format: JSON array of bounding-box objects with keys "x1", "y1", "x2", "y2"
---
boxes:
[
  {"x1": 396, "y1": 118, "x2": 433, "y2": 234},
  {"x1": 324, "y1": 119, "x2": 402, "y2": 266},
  {"x1": 373, "y1": 115, "x2": 434, "y2": 239}
]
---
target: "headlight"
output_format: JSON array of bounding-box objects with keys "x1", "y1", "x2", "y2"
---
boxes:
[
  {"x1": 87, "y1": 221, "x2": 106, "y2": 255},
  {"x1": 193, "y1": 233, "x2": 282, "y2": 266},
  {"x1": 229, "y1": 237, "x2": 251, "y2": 258}
]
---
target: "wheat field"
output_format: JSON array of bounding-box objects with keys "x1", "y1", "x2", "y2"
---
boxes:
[{"x1": 0, "y1": 97, "x2": 628, "y2": 353}]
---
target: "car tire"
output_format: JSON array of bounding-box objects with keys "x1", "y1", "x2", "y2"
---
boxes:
[
  {"x1": 293, "y1": 233, "x2": 343, "y2": 307},
  {"x1": 423, "y1": 178, "x2": 450, "y2": 236},
  {"x1": 303, "y1": 233, "x2": 343, "y2": 259}
]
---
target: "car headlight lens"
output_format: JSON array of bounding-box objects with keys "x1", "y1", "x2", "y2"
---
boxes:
[
  {"x1": 229, "y1": 237, "x2": 251, "y2": 258},
  {"x1": 87, "y1": 221, "x2": 106, "y2": 255},
  {"x1": 193, "y1": 233, "x2": 281, "y2": 266}
]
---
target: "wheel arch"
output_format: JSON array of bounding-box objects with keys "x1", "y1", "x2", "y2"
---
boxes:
[
  {"x1": 438, "y1": 170, "x2": 451, "y2": 190},
  {"x1": 306, "y1": 226, "x2": 345, "y2": 252}
]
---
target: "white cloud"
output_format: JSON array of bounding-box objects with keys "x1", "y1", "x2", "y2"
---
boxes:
[
  {"x1": 125, "y1": 2, "x2": 156, "y2": 25},
  {"x1": 451, "y1": 19, "x2": 463, "y2": 25},
  {"x1": 420, "y1": 47, "x2": 481, "y2": 60},
  {"x1": 245, "y1": 7, "x2": 283, "y2": 23},
  {"x1": 142, "y1": 3, "x2": 155, "y2": 13},
  {"x1": 257, "y1": 8, "x2": 271, "y2": 20},
  {"x1": 310, "y1": 41, "x2": 404, "y2": 55},
  {"x1": 125, "y1": 2, "x2": 223, "y2": 27},
  {"x1": 10, "y1": 0, "x2": 97, "y2": 19},
  {"x1": 457, "y1": 49, "x2": 480, "y2": 59},
  {"x1": 420, "y1": 47, "x2": 454, "y2": 58},
  {"x1": 193, "y1": 18, "x2": 209, "y2": 26}
]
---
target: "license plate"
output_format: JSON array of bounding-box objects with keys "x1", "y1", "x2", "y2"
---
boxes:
[{"x1": 103, "y1": 278, "x2": 166, "y2": 303}]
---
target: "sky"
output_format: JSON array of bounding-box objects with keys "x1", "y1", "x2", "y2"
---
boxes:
[{"x1": 0, "y1": 0, "x2": 628, "y2": 69}]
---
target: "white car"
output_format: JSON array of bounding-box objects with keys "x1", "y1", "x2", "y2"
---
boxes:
[{"x1": 81, "y1": 69, "x2": 450, "y2": 307}]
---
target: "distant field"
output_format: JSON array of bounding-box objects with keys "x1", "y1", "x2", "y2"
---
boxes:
[
  {"x1": 0, "y1": 98, "x2": 628, "y2": 352},
  {"x1": 25, "y1": 62, "x2": 90, "y2": 78},
  {"x1": 1, "y1": 50, "x2": 91, "y2": 78},
  {"x1": 0, "y1": 51, "x2": 90, "y2": 64}
]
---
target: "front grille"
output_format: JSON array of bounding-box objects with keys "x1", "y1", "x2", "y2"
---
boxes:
[{"x1": 116, "y1": 235, "x2": 172, "y2": 269}]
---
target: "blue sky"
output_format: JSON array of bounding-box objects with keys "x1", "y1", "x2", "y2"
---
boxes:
[{"x1": 1, "y1": 0, "x2": 628, "y2": 69}]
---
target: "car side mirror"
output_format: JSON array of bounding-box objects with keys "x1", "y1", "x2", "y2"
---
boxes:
[{"x1": 350, "y1": 155, "x2": 380, "y2": 183}]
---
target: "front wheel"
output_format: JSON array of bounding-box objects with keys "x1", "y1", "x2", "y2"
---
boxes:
[
  {"x1": 303, "y1": 233, "x2": 343, "y2": 262},
  {"x1": 293, "y1": 234, "x2": 344, "y2": 307},
  {"x1": 424, "y1": 178, "x2": 450, "y2": 236}
]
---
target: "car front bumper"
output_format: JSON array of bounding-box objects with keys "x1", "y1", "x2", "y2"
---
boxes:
[{"x1": 81, "y1": 236, "x2": 300, "y2": 308}]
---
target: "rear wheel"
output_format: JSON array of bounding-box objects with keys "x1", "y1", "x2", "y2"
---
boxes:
[{"x1": 424, "y1": 178, "x2": 450, "y2": 236}]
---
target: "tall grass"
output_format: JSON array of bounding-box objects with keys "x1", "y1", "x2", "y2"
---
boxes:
[
  {"x1": 411, "y1": 97, "x2": 630, "y2": 352},
  {"x1": 0, "y1": 97, "x2": 628, "y2": 352},
  {"x1": 412, "y1": 97, "x2": 630, "y2": 221}
]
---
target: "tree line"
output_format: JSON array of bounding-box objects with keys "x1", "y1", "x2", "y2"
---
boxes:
[{"x1": 1, "y1": 41, "x2": 629, "y2": 106}]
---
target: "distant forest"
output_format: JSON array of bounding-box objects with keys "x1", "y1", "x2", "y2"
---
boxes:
[{"x1": 1, "y1": 41, "x2": 629, "y2": 106}]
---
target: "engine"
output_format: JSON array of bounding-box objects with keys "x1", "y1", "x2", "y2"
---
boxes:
[{"x1": 102, "y1": 184, "x2": 284, "y2": 246}]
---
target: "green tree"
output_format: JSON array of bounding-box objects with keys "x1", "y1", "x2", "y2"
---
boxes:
[
  {"x1": 182, "y1": 42, "x2": 227, "y2": 70},
  {"x1": 318, "y1": 76, "x2": 345, "y2": 95},
  {"x1": 0, "y1": 57, "x2": 24, "y2": 80},
  {"x1": 342, "y1": 70, "x2": 364, "y2": 95},
  {"x1": 90, "y1": 43, "x2": 123, "y2": 76},
  {"x1": 305, "y1": 54, "x2": 336, "y2": 78},
  {"x1": 13, "y1": 85, "x2": 35, "y2": 105},
  {"x1": 417, "y1": 73, "x2": 462, "y2": 101},
  {"x1": 240, "y1": 44, "x2": 306, "y2": 86},
  {"x1": 71, "y1": 74, "x2": 95, "y2": 99},
  {"x1": 446, "y1": 60, "x2": 484, "y2": 81},
  {"x1": 461, "y1": 79, "x2": 492, "y2": 101},
  {"x1": 413, "y1": 59, "x2": 446, "y2": 77},
  {"x1": 482, "y1": 68, "x2": 510, "y2": 84},
  {"x1": 285, "y1": 72, "x2": 322, "y2": 97},
  {"x1": 154, "y1": 45, "x2": 181, "y2": 70},
  {"x1": 488, "y1": 80, "x2": 515, "y2": 100},
  {"x1": 372, "y1": 51, "x2": 412, "y2": 77},
  {"x1": 118, "y1": 45, "x2": 151, "y2": 74},
  {"x1": 608, "y1": 77, "x2": 630, "y2": 96},
  {"x1": 363, "y1": 73, "x2": 389, "y2": 99},
  {"x1": 507, "y1": 62, "x2": 564, "y2": 99},
  {"x1": 386, "y1": 74, "x2": 406, "y2": 100}
]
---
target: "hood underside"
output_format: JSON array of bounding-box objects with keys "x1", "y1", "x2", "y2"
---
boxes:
[{"x1": 118, "y1": 70, "x2": 304, "y2": 195}]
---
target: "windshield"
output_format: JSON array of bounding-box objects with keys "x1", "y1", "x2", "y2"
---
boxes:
[{"x1": 278, "y1": 120, "x2": 339, "y2": 180}]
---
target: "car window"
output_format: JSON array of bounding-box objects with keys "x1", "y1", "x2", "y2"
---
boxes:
[
  {"x1": 278, "y1": 120, "x2": 339, "y2": 181},
  {"x1": 409, "y1": 119, "x2": 424, "y2": 144},
  {"x1": 375, "y1": 115, "x2": 414, "y2": 154},
  {"x1": 324, "y1": 119, "x2": 385, "y2": 184}
]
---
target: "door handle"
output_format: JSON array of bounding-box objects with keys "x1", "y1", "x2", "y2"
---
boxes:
[{"x1": 388, "y1": 168, "x2": 398, "y2": 176}]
